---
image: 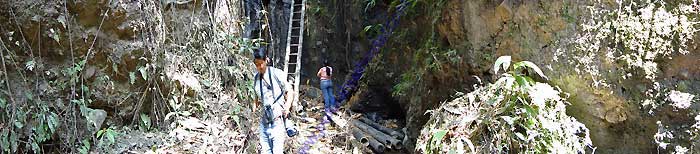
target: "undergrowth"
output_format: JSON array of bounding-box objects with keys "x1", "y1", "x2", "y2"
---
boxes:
[
  {"x1": 417, "y1": 56, "x2": 593, "y2": 153},
  {"x1": 0, "y1": 0, "x2": 253, "y2": 153}
]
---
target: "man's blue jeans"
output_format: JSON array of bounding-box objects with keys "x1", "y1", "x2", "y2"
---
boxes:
[
  {"x1": 320, "y1": 80, "x2": 336, "y2": 110},
  {"x1": 259, "y1": 119, "x2": 285, "y2": 154}
]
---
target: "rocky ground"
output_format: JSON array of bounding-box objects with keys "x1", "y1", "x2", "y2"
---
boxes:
[{"x1": 98, "y1": 85, "x2": 361, "y2": 153}]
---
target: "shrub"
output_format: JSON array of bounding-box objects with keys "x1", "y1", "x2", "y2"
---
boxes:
[{"x1": 417, "y1": 56, "x2": 593, "y2": 153}]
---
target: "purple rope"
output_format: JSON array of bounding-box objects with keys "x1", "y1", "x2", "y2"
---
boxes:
[
  {"x1": 336, "y1": 1, "x2": 408, "y2": 105},
  {"x1": 299, "y1": 1, "x2": 409, "y2": 153}
]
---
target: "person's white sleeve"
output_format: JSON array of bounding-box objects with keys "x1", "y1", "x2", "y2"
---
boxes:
[
  {"x1": 277, "y1": 69, "x2": 293, "y2": 92},
  {"x1": 253, "y1": 78, "x2": 260, "y2": 98}
]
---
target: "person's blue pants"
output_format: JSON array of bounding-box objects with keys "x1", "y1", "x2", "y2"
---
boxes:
[
  {"x1": 259, "y1": 119, "x2": 285, "y2": 154},
  {"x1": 320, "y1": 80, "x2": 336, "y2": 110}
]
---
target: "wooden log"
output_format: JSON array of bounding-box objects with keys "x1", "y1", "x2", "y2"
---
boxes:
[
  {"x1": 359, "y1": 116, "x2": 405, "y2": 139},
  {"x1": 351, "y1": 127, "x2": 369, "y2": 146},
  {"x1": 352, "y1": 120, "x2": 403, "y2": 150}
]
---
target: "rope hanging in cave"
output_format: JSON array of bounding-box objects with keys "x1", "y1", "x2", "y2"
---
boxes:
[
  {"x1": 299, "y1": 0, "x2": 410, "y2": 153},
  {"x1": 335, "y1": 2, "x2": 409, "y2": 107}
]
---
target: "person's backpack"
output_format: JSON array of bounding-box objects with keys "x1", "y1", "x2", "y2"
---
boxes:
[{"x1": 255, "y1": 68, "x2": 298, "y2": 137}]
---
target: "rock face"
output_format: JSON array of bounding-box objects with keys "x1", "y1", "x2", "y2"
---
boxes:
[
  {"x1": 298, "y1": 0, "x2": 363, "y2": 91},
  {"x1": 87, "y1": 109, "x2": 108, "y2": 135},
  {"x1": 410, "y1": 0, "x2": 700, "y2": 153},
  {"x1": 321, "y1": 0, "x2": 700, "y2": 153}
]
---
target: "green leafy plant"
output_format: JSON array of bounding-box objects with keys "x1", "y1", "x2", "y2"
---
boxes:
[
  {"x1": 72, "y1": 99, "x2": 92, "y2": 120},
  {"x1": 392, "y1": 69, "x2": 420, "y2": 97},
  {"x1": 417, "y1": 56, "x2": 592, "y2": 153},
  {"x1": 25, "y1": 60, "x2": 35, "y2": 71},
  {"x1": 1, "y1": 75, "x2": 64, "y2": 154},
  {"x1": 364, "y1": 0, "x2": 379, "y2": 12},
  {"x1": 0, "y1": 97, "x2": 5, "y2": 109},
  {"x1": 138, "y1": 65, "x2": 148, "y2": 81},
  {"x1": 96, "y1": 128, "x2": 118, "y2": 147},
  {"x1": 493, "y1": 56, "x2": 548, "y2": 90},
  {"x1": 392, "y1": 38, "x2": 458, "y2": 98},
  {"x1": 55, "y1": 59, "x2": 86, "y2": 90},
  {"x1": 229, "y1": 36, "x2": 264, "y2": 55},
  {"x1": 1, "y1": 128, "x2": 10, "y2": 152},
  {"x1": 78, "y1": 139, "x2": 90, "y2": 154},
  {"x1": 237, "y1": 79, "x2": 255, "y2": 101},
  {"x1": 165, "y1": 95, "x2": 189, "y2": 121},
  {"x1": 309, "y1": 4, "x2": 326, "y2": 15},
  {"x1": 140, "y1": 113, "x2": 151, "y2": 131},
  {"x1": 129, "y1": 72, "x2": 136, "y2": 85},
  {"x1": 362, "y1": 24, "x2": 384, "y2": 38},
  {"x1": 230, "y1": 104, "x2": 242, "y2": 128},
  {"x1": 388, "y1": 0, "x2": 419, "y2": 11},
  {"x1": 424, "y1": 129, "x2": 448, "y2": 154}
]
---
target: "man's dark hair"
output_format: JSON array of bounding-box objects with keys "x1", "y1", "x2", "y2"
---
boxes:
[{"x1": 253, "y1": 47, "x2": 266, "y2": 60}]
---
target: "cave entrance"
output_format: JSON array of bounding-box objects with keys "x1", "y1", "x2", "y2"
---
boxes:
[
  {"x1": 347, "y1": 85, "x2": 408, "y2": 153},
  {"x1": 349, "y1": 86, "x2": 405, "y2": 123}
]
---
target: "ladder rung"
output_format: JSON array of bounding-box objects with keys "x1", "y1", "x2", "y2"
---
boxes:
[
  {"x1": 291, "y1": 44, "x2": 300, "y2": 46},
  {"x1": 292, "y1": 19, "x2": 302, "y2": 22},
  {"x1": 294, "y1": 4, "x2": 303, "y2": 6},
  {"x1": 291, "y1": 27, "x2": 301, "y2": 30},
  {"x1": 294, "y1": 11, "x2": 302, "y2": 14}
]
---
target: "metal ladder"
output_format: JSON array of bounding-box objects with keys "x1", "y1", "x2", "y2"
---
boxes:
[{"x1": 283, "y1": 0, "x2": 306, "y2": 95}]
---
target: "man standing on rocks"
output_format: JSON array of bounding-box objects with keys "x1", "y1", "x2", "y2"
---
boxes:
[{"x1": 252, "y1": 47, "x2": 293, "y2": 154}]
